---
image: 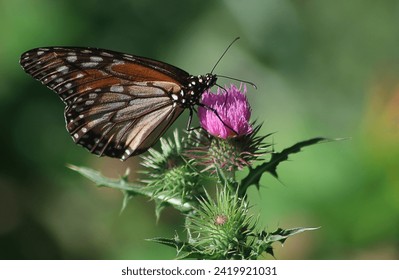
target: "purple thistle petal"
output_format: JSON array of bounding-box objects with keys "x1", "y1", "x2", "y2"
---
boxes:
[{"x1": 198, "y1": 84, "x2": 252, "y2": 139}]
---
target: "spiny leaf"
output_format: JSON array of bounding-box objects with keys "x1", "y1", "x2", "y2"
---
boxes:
[
  {"x1": 120, "y1": 191, "x2": 133, "y2": 214},
  {"x1": 146, "y1": 237, "x2": 202, "y2": 259},
  {"x1": 154, "y1": 201, "x2": 168, "y2": 223},
  {"x1": 240, "y1": 137, "x2": 336, "y2": 191},
  {"x1": 265, "y1": 227, "x2": 320, "y2": 245},
  {"x1": 146, "y1": 237, "x2": 184, "y2": 248},
  {"x1": 67, "y1": 164, "x2": 140, "y2": 191},
  {"x1": 67, "y1": 165, "x2": 193, "y2": 212}
]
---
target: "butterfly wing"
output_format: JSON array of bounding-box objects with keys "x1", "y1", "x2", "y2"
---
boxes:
[{"x1": 20, "y1": 47, "x2": 187, "y2": 160}]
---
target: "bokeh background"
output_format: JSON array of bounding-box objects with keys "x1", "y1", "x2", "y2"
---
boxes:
[{"x1": 1, "y1": 0, "x2": 399, "y2": 259}]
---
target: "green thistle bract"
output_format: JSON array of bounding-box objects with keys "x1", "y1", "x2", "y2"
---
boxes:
[
  {"x1": 141, "y1": 131, "x2": 204, "y2": 212},
  {"x1": 187, "y1": 124, "x2": 271, "y2": 172}
]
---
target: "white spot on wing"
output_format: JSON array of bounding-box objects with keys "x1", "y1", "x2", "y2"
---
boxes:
[
  {"x1": 67, "y1": 56, "x2": 77, "y2": 62},
  {"x1": 81, "y1": 62, "x2": 98, "y2": 68},
  {"x1": 110, "y1": 85, "x2": 124, "y2": 93},
  {"x1": 90, "y1": 56, "x2": 103, "y2": 62},
  {"x1": 57, "y1": 66, "x2": 69, "y2": 74},
  {"x1": 112, "y1": 59, "x2": 124, "y2": 64},
  {"x1": 101, "y1": 52, "x2": 113, "y2": 57}
]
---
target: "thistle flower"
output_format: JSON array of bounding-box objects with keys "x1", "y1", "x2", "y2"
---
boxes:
[
  {"x1": 189, "y1": 85, "x2": 270, "y2": 171},
  {"x1": 198, "y1": 84, "x2": 252, "y2": 139}
]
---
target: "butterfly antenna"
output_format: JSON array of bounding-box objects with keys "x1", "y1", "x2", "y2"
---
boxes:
[
  {"x1": 210, "y1": 37, "x2": 240, "y2": 74},
  {"x1": 216, "y1": 75, "x2": 257, "y2": 89}
]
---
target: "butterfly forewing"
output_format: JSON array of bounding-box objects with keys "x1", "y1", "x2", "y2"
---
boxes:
[{"x1": 20, "y1": 47, "x2": 187, "y2": 160}]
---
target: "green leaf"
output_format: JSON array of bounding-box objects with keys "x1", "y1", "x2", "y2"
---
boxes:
[
  {"x1": 120, "y1": 191, "x2": 133, "y2": 214},
  {"x1": 265, "y1": 227, "x2": 320, "y2": 245},
  {"x1": 255, "y1": 227, "x2": 319, "y2": 258},
  {"x1": 240, "y1": 137, "x2": 335, "y2": 191},
  {"x1": 146, "y1": 237, "x2": 202, "y2": 259},
  {"x1": 146, "y1": 237, "x2": 184, "y2": 249},
  {"x1": 67, "y1": 164, "x2": 142, "y2": 192},
  {"x1": 67, "y1": 165, "x2": 193, "y2": 213},
  {"x1": 154, "y1": 200, "x2": 168, "y2": 223}
]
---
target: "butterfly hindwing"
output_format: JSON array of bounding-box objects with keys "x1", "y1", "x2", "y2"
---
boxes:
[{"x1": 64, "y1": 83, "x2": 184, "y2": 159}]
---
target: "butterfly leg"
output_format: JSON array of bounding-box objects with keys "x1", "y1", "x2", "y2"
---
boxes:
[{"x1": 186, "y1": 108, "x2": 201, "y2": 131}]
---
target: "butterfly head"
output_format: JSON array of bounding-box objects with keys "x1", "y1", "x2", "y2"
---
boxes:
[
  {"x1": 181, "y1": 74, "x2": 217, "y2": 108},
  {"x1": 204, "y1": 73, "x2": 217, "y2": 88},
  {"x1": 187, "y1": 73, "x2": 217, "y2": 93}
]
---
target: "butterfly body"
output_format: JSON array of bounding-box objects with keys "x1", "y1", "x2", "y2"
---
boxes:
[{"x1": 20, "y1": 47, "x2": 217, "y2": 160}]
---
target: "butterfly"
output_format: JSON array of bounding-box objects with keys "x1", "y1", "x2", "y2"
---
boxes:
[{"x1": 20, "y1": 45, "x2": 226, "y2": 161}]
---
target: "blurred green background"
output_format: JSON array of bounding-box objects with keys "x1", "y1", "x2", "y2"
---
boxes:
[{"x1": 1, "y1": 0, "x2": 399, "y2": 259}]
